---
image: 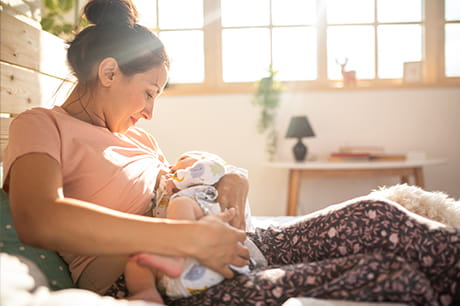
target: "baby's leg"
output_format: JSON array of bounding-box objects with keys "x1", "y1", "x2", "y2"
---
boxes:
[
  {"x1": 124, "y1": 259, "x2": 164, "y2": 303},
  {"x1": 134, "y1": 197, "x2": 203, "y2": 277},
  {"x1": 167, "y1": 196, "x2": 205, "y2": 221}
]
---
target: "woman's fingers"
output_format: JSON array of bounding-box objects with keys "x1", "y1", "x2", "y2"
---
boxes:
[
  {"x1": 192, "y1": 214, "x2": 250, "y2": 278},
  {"x1": 231, "y1": 256, "x2": 250, "y2": 268},
  {"x1": 214, "y1": 209, "x2": 247, "y2": 244},
  {"x1": 215, "y1": 208, "x2": 247, "y2": 241},
  {"x1": 218, "y1": 207, "x2": 236, "y2": 223},
  {"x1": 215, "y1": 265, "x2": 234, "y2": 279},
  {"x1": 236, "y1": 242, "x2": 250, "y2": 262}
]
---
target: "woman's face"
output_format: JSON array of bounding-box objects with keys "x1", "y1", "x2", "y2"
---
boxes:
[{"x1": 105, "y1": 63, "x2": 168, "y2": 133}]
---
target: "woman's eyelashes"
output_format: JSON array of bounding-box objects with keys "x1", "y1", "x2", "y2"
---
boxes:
[{"x1": 146, "y1": 91, "x2": 153, "y2": 99}]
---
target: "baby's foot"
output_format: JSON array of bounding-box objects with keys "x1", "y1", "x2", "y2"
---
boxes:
[{"x1": 130, "y1": 253, "x2": 184, "y2": 278}]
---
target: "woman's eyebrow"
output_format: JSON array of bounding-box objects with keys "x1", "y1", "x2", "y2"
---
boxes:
[
  {"x1": 150, "y1": 82, "x2": 166, "y2": 94},
  {"x1": 150, "y1": 82, "x2": 160, "y2": 89}
]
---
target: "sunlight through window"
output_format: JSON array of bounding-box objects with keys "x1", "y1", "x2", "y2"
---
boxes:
[
  {"x1": 222, "y1": 28, "x2": 270, "y2": 82},
  {"x1": 130, "y1": 0, "x2": 458, "y2": 92}
]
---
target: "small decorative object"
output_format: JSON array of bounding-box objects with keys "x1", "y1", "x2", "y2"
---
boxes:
[
  {"x1": 403, "y1": 61, "x2": 422, "y2": 83},
  {"x1": 285, "y1": 116, "x2": 315, "y2": 162},
  {"x1": 253, "y1": 66, "x2": 284, "y2": 161},
  {"x1": 336, "y1": 57, "x2": 356, "y2": 87}
]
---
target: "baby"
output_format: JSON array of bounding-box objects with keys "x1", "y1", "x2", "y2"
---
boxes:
[{"x1": 125, "y1": 151, "x2": 265, "y2": 303}]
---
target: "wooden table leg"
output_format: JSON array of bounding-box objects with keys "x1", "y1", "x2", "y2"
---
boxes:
[
  {"x1": 414, "y1": 167, "x2": 425, "y2": 188},
  {"x1": 286, "y1": 169, "x2": 301, "y2": 216},
  {"x1": 400, "y1": 175, "x2": 410, "y2": 185}
]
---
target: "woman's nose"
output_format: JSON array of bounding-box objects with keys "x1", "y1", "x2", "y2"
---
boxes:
[{"x1": 141, "y1": 100, "x2": 154, "y2": 120}]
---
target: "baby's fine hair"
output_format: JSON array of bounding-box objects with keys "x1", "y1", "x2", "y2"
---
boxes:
[{"x1": 181, "y1": 151, "x2": 226, "y2": 165}]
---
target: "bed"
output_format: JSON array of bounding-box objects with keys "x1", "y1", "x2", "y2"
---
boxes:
[{"x1": 0, "y1": 9, "x2": 441, "y2": 306}]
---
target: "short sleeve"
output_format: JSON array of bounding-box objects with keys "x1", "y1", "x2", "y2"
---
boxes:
[
  {"x1": 3, "y1": 109, "x2": 61, "y2": 190},
  {"x1": 225, "y1": 165, "x2": 249, "y2": 178}
]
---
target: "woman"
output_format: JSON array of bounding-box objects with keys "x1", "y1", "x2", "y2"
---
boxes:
[
  {"x1": 3, "y1": 0, "x2": 248, "y2": 297},
  {"x1": 3, "y1": 0, "x2": 459, "y2": 305}
]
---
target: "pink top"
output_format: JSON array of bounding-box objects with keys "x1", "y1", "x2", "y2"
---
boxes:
[{"x1": 2, "y1": 106, "x2": 169, "y2": 282}]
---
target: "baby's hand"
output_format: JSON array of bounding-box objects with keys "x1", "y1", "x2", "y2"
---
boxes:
[{"x1": 164, "y1": 175, "x2": 178, "y2": 196}]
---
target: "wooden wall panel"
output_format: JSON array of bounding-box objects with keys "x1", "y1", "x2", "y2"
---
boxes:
[
  {"x1": 0, "y1": 11, "x2": 71, "y2": 79},
  {"x1": 0, "y1": 118, "x2": 12, "y2": 162},
  {"x1": 1, "y1": 62, "x2": 41, "y2": 113},
  {"x1": 1, "y1": 11, "x2": 72, "y2": 162},
  {"x1": 0, "y1": 62, "x2": 73, "y2": 115}
]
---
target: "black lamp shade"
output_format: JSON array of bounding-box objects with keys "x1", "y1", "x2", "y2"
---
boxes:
[
  {"x1": 286, "y1": 116, "x2": 315, "y2": 162},
  {"x1": 285, "y1": 116, "x2": 315, "y2": 139}
]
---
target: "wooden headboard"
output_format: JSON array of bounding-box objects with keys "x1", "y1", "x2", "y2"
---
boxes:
[{"x1": 0, "y1": 11, "x2": 73, "y2": 161}]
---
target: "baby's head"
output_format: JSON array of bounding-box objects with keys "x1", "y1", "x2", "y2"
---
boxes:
[
  {"x1": 171, "y1": 151, "x2": 225, "y2": 172},
  {"x1": 167, "y1": 151, "x2": 226, "y2": 191}
]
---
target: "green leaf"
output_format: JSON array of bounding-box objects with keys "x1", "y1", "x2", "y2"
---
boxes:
[
  {"x1": 57, "y1": 0, "x2": 74, "y2": 12},
  {"x1": 44, "y1": 0, "x2": 57, "y2": 10},
  {"x1": 252, "y1": 65, "x2": 283, "y2": 156},
  {"x1": 62, "y1": 23, "x2": 74, "y2": 34},
  {"x1": 40, "y1": 16, "x2": 54, "y2": 31},
  {"x1": 52, "y1": 24, "x2": 63, "y2": 35}
]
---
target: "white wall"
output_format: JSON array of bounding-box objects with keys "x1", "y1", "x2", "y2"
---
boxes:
[{"x1": 139, "y1": 87, "x2": 460, "y2": 216}]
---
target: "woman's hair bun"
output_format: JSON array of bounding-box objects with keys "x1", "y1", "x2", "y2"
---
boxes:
[{"x1": 84, "y1": 0, "x2": 138, "y2": 27}]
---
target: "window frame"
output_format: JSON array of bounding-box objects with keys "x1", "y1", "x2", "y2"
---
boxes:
[{"x1": 155, "y1": 0, "x2": 460, "y2": 96}]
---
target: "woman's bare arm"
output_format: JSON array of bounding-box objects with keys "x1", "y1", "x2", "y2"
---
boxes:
[{"x1": 8, "y1": 153, "x2": 248, "y2": 277}]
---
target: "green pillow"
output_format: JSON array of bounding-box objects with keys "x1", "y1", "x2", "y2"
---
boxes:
[{"x1": 0, "y1": 190, "x2": 75, "y2": 290}]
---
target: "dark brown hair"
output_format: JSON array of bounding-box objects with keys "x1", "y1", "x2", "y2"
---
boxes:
[{"x1": 67, "y1": 0, "x2": 169, "y2": 83}]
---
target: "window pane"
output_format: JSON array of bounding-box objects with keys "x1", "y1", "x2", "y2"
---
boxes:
[
  {"x1": 221, "y1": 0, "x2": 269, "y2": 27},
  {"x1": 222, "y1": 28, "x2": 270, "y2": 82},
  {"x1": 327, "y1": 0, "x2": 374, "y2": 24},
  {"x1": 158, "y1": 0, "x2": 203, "y2": 29},
  {"x1": 446, "y1": 0, "x2": 460, "y2": 20},
  {"x1": 160, "y1": 31, "x2": 204, "y2": 83},
  {"x1": 378, "y1": 25, "x2": 422, "y2": 78},
  {"x1": 327, "y1": 26, "x2": 375, "y2": 79},
  {"x1": 377, "y1": 0, "x2": 422, "y2": 22},
  {"x1": 445, "y1": 24, "x2": 460, "y2": 76},
  {"x1": 133, "y1": 0, "x2": 157, "y2": 29},
  {"x1": 272, "y1": 27, "x2": 317, "y2": 80},
  {"x1": 272, "y1": 0, "x2": 316, "y2": 26}
]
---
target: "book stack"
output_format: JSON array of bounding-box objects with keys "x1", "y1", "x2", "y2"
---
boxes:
[{"x1": 328, "y1": 146, "x2": 406, "y2": 162}]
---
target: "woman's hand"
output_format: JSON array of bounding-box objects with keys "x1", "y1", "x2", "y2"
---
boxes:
[
  {"x1": 136, "y1": 208, "x2": 249, "y2": 278},
  {"x1": 192, "y1": 208, "x2": 249, "y2": 278},
  {"x1": 215, "y1": 173, "x2": 249, "y2": 230}
]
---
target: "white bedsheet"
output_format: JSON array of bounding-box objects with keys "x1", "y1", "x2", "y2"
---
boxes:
[{"x1": 252, "y1": 215, "x2": 301, "y2": 229}]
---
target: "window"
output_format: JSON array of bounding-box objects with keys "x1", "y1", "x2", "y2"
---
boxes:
[
  {"x1": 445, "y1": 0, "x2": 460, "y2": 77},
  {"x1": 133, "y1": 0, "x2": 460, "y2": 94}
]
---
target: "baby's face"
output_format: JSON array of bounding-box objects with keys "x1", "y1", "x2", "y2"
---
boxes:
[{"x1": 170, "y1": 152, "x2": 205, "y2": 172}]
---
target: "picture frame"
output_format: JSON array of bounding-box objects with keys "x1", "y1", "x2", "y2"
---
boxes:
[{"x1": 403, "y1": 61, "x2": 423, "y2": 83}]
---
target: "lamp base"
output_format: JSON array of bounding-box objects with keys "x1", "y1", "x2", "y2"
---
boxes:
[{"x1": 293, "y1": 138, "x2": 308, "y2": 162}]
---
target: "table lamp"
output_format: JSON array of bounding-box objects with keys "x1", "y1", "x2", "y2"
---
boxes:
[{"x1": 285, "y1": 116, "x2": 315, "y2": 162}]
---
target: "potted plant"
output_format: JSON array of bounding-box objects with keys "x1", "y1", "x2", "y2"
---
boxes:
[
  {"x1": 40, "y1": 0, "x2": 88, "y2": 39},
  {"x1": 252, "y1": 66, "x2": 283, "y2": 161}
]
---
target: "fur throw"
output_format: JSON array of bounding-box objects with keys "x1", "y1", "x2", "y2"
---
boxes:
[{"x1": 369, "y1": 184, "x2": 460, "y2": 228}]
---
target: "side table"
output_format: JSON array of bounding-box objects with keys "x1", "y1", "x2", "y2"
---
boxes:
[{"x1": 266, "y1": 159, "x2": 447, "y2": 216}]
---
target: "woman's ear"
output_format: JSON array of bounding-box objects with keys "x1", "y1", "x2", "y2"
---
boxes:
[{"x1": 98, "y1": 57, "x2": 118, "y2": 87}]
